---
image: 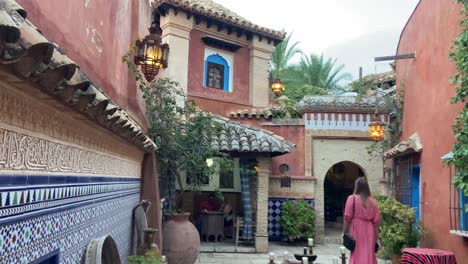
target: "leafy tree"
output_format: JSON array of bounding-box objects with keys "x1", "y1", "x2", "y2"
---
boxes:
[
  {"x1": 270, "y1": 33, "x2": 302, "y2": 80},
  {"x1": 123, "y1": 49, "x2": 228, "y2": 211}
]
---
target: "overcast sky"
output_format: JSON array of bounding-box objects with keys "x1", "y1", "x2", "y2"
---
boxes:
[{"x1": 213, "y1": 0, "x2": 419, "y2": 81}]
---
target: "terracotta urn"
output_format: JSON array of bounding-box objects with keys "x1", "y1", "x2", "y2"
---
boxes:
[
  {"x1": 392, "y1": 254, "x2": 401, "y2": 264},
  {"x1": 162, "y1": 213, "x2": 200, "y2": 264}
]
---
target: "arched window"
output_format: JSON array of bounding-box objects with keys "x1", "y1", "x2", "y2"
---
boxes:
[{"x1": 204, "y1": 54, "x2": 229, "y2": 91}]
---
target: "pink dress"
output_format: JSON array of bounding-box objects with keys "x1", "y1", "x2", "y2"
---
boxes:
[{"x1": 344, "y1": 195, "x2": 381, "y2": 264}]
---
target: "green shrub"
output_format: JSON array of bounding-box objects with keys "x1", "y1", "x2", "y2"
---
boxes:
[
  {"x1": 280, "y1": 198, "x2": 316, "y2": 241},
  {"x1": 375, "y1": 195, "x2": 422, "y2": 258},
  {"x1": 128, "y1": 251, "x2": 161, "y2": 264}
]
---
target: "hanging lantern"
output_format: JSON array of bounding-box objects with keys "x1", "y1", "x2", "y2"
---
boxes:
[
  {"x1": 271, "y1": 79, "x2": 285, "y2": 96},
  {"x1": 134, "y1": 22, "x2": 170, "y2": 82},
  {"x1": 368, "y1": 113, "x2": 385, "y2": 141}
]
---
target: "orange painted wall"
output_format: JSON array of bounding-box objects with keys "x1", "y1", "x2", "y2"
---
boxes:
[
  {"x1": 17, "y1": 0, "x2": 151, "y2": 127},
  {"x1": 264, "y1": 125, "x2": 305, "y2": 177},
  {"x1": 187, "y1": 29, "x2": 250, "y2": 106},
  {"x1": 396, "y1": 0, "x2": 468, "y2": 258}
]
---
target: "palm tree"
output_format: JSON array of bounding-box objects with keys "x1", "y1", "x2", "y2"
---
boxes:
[
  {"x1": 296, "y1": 53, "x2": 352, "y2": 92},
  {"x1": 280, "y1": 53, "x2": 351, "y2": 102},
  {"x1": 270, "y1": 33, "x2": 302, "y2": 79}
]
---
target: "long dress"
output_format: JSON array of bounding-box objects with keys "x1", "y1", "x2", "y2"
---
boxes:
[{"x1": 344, "y1": 194, "x2": 381, "y2": 264}]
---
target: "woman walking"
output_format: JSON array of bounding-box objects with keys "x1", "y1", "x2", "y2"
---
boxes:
[{"x1": 342, "y1": 177, "x2": 381, "y2": 264}]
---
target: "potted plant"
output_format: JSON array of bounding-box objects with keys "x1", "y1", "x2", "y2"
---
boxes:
[
  {"x1": 128, "y1": 228, "x2": 164, "y2": 264},
  {"x1": 280, "y1": 198, "x2": 316, "y2": 242},
  {"x1": 375, "y1": 195, "x2": 423, "y2": 263},
  {"x1": 162, "y1": 209, "x2": 200, "y2": 264}
]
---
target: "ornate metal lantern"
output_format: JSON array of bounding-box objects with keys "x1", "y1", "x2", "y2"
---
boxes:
[
  {"x1": 134, "y1": 22, "x2": 170, "y2": 82},
  {"x1": 368, "y1": 112, "x2": 385, "y2": 141},
  {"x1": 271, "y1": 79, "x2": 285, "y2": 96}
]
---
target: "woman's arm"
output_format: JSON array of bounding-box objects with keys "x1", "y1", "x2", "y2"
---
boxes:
[
  {"x1": 342, "y1": 195, "x2": 353, "y2": 236},
  {"x1": 343, "y1": 218, "x2": 351, "y2": 234}
]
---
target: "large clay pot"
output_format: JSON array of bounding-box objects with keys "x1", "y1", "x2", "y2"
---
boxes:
[
  {"x1": 162, "y1": 213, "x2": 200, "y2": 264},
  {"x1": 392, "y1": 254, "x2": 401, "y2": 264}
]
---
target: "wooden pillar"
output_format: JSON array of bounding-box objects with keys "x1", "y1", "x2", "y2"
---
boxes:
[
  {"x1": 140, "y1": 152, "x2": 163, "y2": 250},
  {"x1": 255, "y1": 155, "x2": 271, "y2": 252}
]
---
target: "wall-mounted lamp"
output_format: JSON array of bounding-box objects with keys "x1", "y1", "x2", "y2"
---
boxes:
[{"x1": 134, "y1": 22, "x2": 170, "y2": 82}]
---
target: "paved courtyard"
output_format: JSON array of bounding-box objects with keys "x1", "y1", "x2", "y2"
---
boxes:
[{"x1": 197, "y1": 242, "x2": 391, "y2": 264}]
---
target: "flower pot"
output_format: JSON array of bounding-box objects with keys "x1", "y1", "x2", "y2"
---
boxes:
[
  {"x1": 162, "y1": 213, "x2": 200, "y2": 264},
  {"x1": 392, "y1": 254, "x2": 401, "y2": 264}
]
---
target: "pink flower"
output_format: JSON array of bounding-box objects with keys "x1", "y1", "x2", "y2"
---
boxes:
[
  {"x1": 293, "y1": 200, "x2": 298, "y2": 204},
  {"x1": 308, "y1": 204, "x2": 314, "y2": 209}
]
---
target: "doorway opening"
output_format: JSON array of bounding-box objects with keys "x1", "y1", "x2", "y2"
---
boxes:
[{"x1": 324, "y1": 161, "x2": 364, "y2": 240}]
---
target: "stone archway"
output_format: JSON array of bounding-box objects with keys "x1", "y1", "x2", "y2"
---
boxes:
[
  {"x1": 323, "y1": 161, "x2": 365, "y2": 240},
  {"x1": 85, "y1": 235, "x2": 121, "y2": 264},
  {"x1": 312, "y1": 139, "x2": 383, "y2": 242}
]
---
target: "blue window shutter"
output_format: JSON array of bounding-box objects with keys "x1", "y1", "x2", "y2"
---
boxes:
[
  {"x1": 204, "y1": 54, "x2": 230, "y2": 91},
  {"x1": 461, "y1": 190, "x2": 468, "y2": 231},
  {"x1": 224, "y1": 64, "x2": 229, "y2": 91}
]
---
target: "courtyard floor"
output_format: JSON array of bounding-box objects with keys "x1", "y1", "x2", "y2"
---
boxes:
[{"x1": 197, "y1": 242, "x2": 391, "y2": 264}]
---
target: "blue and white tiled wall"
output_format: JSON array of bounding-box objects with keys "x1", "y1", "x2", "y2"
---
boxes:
[
  {"x1": 267, "y1": 197, "x2": 315, "y2": 241},
  {"x1": 0, "y1": 175, "x2": 140, "y2": 263}
]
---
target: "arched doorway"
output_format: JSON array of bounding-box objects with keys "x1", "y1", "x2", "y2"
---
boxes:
[{"x1": 324, "y1": 161, "x2": 365, "y2": 238}]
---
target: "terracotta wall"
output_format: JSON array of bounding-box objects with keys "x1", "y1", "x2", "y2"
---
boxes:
[
  {"x1": 187, "y1": 29, "x2": 250, "y2": 106},
  {"x1": 396, "y1": 0, "x2": 468, "y2": 258},
  {"x1": 189, "y1": 96, "x2": 257, "y2": 117},
  {"x1": 263, "y1": 124, "x2": 305, "y2": 177},
  {"x1": 17, "y1": 0, "x2": 152, "y2": 127}
]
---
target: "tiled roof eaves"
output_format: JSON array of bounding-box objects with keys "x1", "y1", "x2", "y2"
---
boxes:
[
  {"x1": 212, "y1": 116, "x2": 294, "y2": 156},
  {"x1": 0, "y1": 1, "x2": 157, "y2": 152},
  {"x1": 383, "y1": 133, "x2": 422, "y2": 160},
  {"x1": 153, "y1": 0, "x2": 286, "y2": 42},
  {"x1": 297, "y1": 95, "x2": 394, "y2": 114},
  {"x1": 228, "y1": 108, "x2": 273, "y2": 120}
]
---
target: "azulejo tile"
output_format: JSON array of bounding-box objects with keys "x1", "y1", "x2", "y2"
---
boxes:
[
  {"x1": 267, "y1": 197, "x2": 315, "y2": 241},
  {"x1": 0, "y1": 179, "x2": 140, "y2": 263}
]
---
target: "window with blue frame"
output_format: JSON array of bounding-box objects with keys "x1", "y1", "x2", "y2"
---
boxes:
[
  {"x1": 459, "y1": 190, "x2": 468, "y2": 231},
  {"x1": 447, "y1": 160, "x2": 468, "y2": 232},
  {"x1": 204, "y1": 54, "x2": 229, "y2": 91}
]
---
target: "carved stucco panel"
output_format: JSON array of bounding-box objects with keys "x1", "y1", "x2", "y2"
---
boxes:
[
  {"x1": 0, "y1": 83, "x2": 143, "y2": 163},
  {"x1": 0, "y1": 127, "x2": 140, "y2": 177}
]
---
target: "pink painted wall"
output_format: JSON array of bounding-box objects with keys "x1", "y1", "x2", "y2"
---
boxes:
[
  {"x1": 397, "y1": 0, "x2": 468, "y2": 258},
  {"x1": 18, "y1": 0, "x2": 152, "y2": 127},
  {"x1": 187, "y1": 29, "x2": 250, "y2": 105}
]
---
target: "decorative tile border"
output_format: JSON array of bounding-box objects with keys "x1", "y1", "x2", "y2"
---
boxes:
[
  {"x1": 0, "y1": 192, "x2": 139, "y2": 263},
  {"x1": 0, "y1": 175, "x2": 140, "y2": 224},
  {"x1": 0, "y1": 127, "x2": 140, "y2": 176},
  {"x1": 267, "y1": 197, "x2": 314, "y2": 241}
]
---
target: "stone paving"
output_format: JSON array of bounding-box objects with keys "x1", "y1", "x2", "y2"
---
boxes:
[{"x1": 197, "y1": 242, "x2": 392, "y2": 264}]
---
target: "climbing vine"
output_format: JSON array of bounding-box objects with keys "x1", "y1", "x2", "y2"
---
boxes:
[{"x1": 449, "y1": 1, "x2": 468, "y2": 202}]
